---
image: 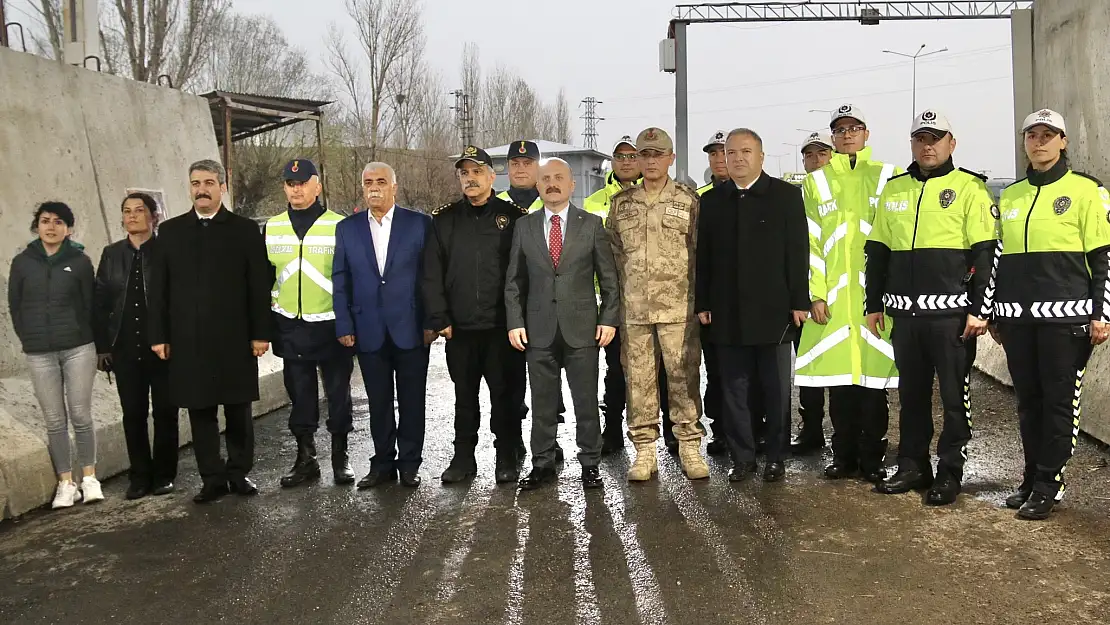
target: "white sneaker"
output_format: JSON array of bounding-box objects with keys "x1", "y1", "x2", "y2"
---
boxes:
[
  {"x1": 52, "y1": 481, "x2": 81, "y2": 509},
  {"x1": 81, "y1": 477, "x2": 105, "y2": 504}
]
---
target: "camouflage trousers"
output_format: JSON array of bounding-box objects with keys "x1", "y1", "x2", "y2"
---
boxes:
[{"x1": 621, "y1": 321, "x2": 703, "y2": 444}]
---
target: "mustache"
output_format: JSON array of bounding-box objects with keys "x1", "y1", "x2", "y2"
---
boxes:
[
  {"x1": 545, "y1": 187, "x2": 561, "y2": 194},
  {"x1": 194, "y1": 193, "x2": 211, "y2": 200},
  {"x1": 465, "y1": 182, "x2": 480, "y2": 189}
]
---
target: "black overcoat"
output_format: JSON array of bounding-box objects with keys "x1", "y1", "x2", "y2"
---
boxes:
[
  {"x1": 694, "y1": 172, "x2": 810, "y2": 346},
  {"x1": 148, "y1": 206, "x2": 273, "y2": 409}
]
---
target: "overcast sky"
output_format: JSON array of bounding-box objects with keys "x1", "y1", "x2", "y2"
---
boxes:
[{"x1": 226, "y1": 1, "x2": 1018, "y2": 179}]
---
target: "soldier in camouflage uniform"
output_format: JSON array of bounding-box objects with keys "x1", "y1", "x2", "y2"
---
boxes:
[{"x1": 606, "y1": 127, "x2": 709, "y2": 481}]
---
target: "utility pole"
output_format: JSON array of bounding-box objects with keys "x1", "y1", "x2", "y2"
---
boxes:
[
  {"x1": 783, "y1": 143, "x2": 801, "y2": 172},
  {"x1": 882, "y1": 44, "x2": 948, "y2": 117},
  {"x1": 450, "y1": 90, "x2": 474, "y2": 146},
  {"x1": 580, "y1": 97, "x2": 604, "y2": 150}
]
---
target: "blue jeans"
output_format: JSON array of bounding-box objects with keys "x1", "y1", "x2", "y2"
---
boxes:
[{"x1": 26, "y1": 342, "x2": 98, "y2": 475}]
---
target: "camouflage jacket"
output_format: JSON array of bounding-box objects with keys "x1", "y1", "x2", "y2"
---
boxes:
[{"x1": 605, "y1": 178, "x2": 699, "y2": 324}]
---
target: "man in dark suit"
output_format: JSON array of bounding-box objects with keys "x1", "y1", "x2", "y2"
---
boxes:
[
  {"x1": 334, "y1": 162, "x2": 432, "y2": 489},
  {"x1": 505, "y1": 158, "x2": 620, "y2": 490},
  {"x1": 694, "y1": 129, "x2": 810, "y2": 483},
  {"x1": 148, "y1": 159, "x2": 273, "y2": 503}
]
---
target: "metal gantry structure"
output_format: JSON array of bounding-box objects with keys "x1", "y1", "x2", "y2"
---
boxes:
[
  {"x1": 580, "y1": 97, "x2": 604, "y2": 150},
  {"x1": 664, "y1": 1, "x2": 1035, "y2": 183}
]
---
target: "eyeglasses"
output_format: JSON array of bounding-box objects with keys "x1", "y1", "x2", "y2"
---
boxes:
[
  {"x1": 832, "y1": 125, "x2": 866, "y2": 137},
  {"x1": 638, "y1": 150, "x2": 671, "y2": 161},
  {"x1": 612, "y1": 154, "x2": 638, "y2": 161}
]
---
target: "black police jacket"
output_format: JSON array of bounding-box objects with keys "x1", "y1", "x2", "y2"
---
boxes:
[
  {"x1": 423, "y1": 194, "x2": 526, "y2": 332},
  {"x1": 93, "y1": 237, "x2": 155, "y2": 353}
]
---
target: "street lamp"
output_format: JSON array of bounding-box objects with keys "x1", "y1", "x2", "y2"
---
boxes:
[
  {"x1": 882, "y1": 44, "x2": 948, "y2": 117},
  {"x1": 768, "y1": 152, "x2": 789, "y2": 177},
  {"x1": 783, "y1": 143, "x2": 801, "y2": 172}
]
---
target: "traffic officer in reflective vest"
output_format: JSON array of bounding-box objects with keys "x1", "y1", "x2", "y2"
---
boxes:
[
  {"x1": 266, "y1": 159, "x2": 356, "y2": 488},
  {"x1": 790, "y1": 130, "x2": 835, "y2": 454},
  {"x1": 607, "y1": 127, "x2": 708, "y2": 482},
  {"x1": 424, "y1": 145, "x2": 528, "y2": 484},
  {"x1": 864, "y1": 111, "x2": 997, "y2": 505},
  {"x1": 991, "y1": 108, "x2": 1110, "y2": 520},
  {"x1": 796, "y1": 104, "x2": 901, "y2": 484},
  {"x1": 697, "y1": 129, "x2": 730, "y2": 195}
]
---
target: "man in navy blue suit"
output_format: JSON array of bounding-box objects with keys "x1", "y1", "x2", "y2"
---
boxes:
[{"x1": 333, "y1": 162, "x2": 433, "y2": 488}]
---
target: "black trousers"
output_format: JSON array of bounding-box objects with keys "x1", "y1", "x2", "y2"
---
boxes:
[
  {"x1": 892, "y1": 315, "x2": 976, "y2": 478},
  {"x1": 792, "y1": 333, "x2": 826, "y2": 441},
  {"x1": 1000, "y1": 322, "x2": 1093, "y2": 498},
  {"x1": 717, "y1": 343, "x2": 792, "y2": 463},
  {"x1": 701, "y1": 332, "x2": 724, "y2": 439},
  {"x1": 113, "y1": 354, "x2": 178, "y2": 486},
  {"x1": 444, "y1": 328, "x2": 521, "y2": 452},
  {"x1": 188, "y1": 402, "x2": 253, "y2": 486},
  {"x1": 527, "y1": 328, "x2": 602, "y2": 469},
  {"x1": 601, "y1": 328, "x2": 627, "y2": 428},
  {"x1": 284, "y1": 355, "x2": 355, "y2": 437},
  {"x1": 828, "y1": 386, "x2": 889, "y2": 472},
  {"x1": 357, "y1": 337, "x2": 429, "y2": 472}
]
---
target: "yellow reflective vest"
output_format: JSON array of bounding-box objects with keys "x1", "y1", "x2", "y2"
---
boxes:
[
  {"x1": 584, "y1": 172, "x2": 641, "y2": 219},
  {"x1": 266, "y1": 210, "x2": 343, "y2": 322},
  {"x1": 497, "y1": 190, "x2": 543, "y2": 213}
]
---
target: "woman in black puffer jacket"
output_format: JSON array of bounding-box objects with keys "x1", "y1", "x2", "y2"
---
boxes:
[{"x1": 7, "y1": 202, "x2": 103, "y2": 509}]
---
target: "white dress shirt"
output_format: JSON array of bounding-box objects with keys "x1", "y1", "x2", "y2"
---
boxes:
[
  {"x1": 734, "y1": 173, "x2": 761, "y2": 191},
  {"x1": 368, "y1": 205, "x2": 395, "y2": 275},
  {"x1": 543, "y1": 204, "x2": 569, "y2": 250}
]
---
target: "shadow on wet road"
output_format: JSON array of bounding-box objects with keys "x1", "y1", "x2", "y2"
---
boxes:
[{"x1": 2, "y1": 345, "x2": 1109, "y2": 624}]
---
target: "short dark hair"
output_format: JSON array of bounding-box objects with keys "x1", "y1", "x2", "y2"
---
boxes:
[
  {"x1": 121, "y1": 192, "x2": 160, "y2": 225},
  {"x1": 31, "y1": 201, "x2": 75, "y2": 232},
  {"x1": 726, "y1": 127, "x2": 764, "y2": 149}
]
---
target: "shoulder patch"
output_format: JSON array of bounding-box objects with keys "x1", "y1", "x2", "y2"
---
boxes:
[
  {"x1": 958, "y1": 167, "x2": 989, "y2": 182},
  {"x1": 431, "y1": 203, "x2": 451, "y2": 216},
  {"x1": 1073, "y1": 171, "x2": 1105, "y2": 187}
]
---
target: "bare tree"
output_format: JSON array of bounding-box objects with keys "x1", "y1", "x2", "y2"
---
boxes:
[
  {"x1": 98, "y1": 0, "x2": 229, "y2": 89},
  {"x1": 554, "y1": 89, "x2": 572, "y2": 144},
  {"x1": 26, "y1": 0, "x2": 63, "y2": 59}
]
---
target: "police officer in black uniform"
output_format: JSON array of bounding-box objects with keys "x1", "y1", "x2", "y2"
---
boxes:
[{"x1": 424, "y1": 146, "x2": 528, "y2": 484}]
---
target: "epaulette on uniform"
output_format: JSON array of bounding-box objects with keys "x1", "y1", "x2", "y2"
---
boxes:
[
  {"x1": 673, "y1": 181, "x2": 699, "y2": 200},
  {"x1": 611, "y1": 185, "x2": 637, "y2": 203},
  {"x1": 431, "y1": 202, "x2": 451, "y2": 216},
  {"x1": 514, "y1": 202, "x2": 527, "y2": 214},
  {"x1": 1074, "y1": 171, "x2": 1105, "y2": 187},
  {"x1": 959, "y1": 167, "x2": 989, "y2": 182}
]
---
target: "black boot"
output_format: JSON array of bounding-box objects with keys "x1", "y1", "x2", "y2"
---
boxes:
[
  {"x1": 1005, "y1": 478, "x2": 1034, "y2": 510},
  {"x1": 495, "y1": 446, "x2": 521, "y2": 484},
  {"x1": 441, "y1": 450, "x2": 478, "y2": 484},
  {"x1": 280, "y1": 434, "x2": 321, "y2": 488},
  {"x1": 332, "y1": 433, "x2": 356, "y2": 485},
  {"x1": 1017, "y1": 491, "x2": 1056, "y2": 520},
  {"x1": 875, "y1": 467, "x2": 933, "y2": 494},
  {"x1": 601, "y1": 412, "x2": 625, "y2": 454}
]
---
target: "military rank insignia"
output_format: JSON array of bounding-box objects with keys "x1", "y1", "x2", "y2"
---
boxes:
[
  {"x1": 495, "y1": 214, "x2": 509, "y2": 230},
  {"x1": 990, "y1": 204, "x2": 1001, "y2": 220},
  {"x1": 939, "y1": 189, "x2": 956, "y2": 208},
  {"x1": 1054, "y1": 196, "x2": 1072, "y2": 215}
]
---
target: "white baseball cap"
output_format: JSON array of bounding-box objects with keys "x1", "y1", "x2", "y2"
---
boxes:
[
  {"x1": 911, "y1": 109, "x2": 954, "y2": 138},
  {"x1": 1021, "y1": 108, "x2": 1067, "y2": 135},
  {"x1": 801, "y1": 130, "x2": 833, "y2": 152},
  {"x1": 611, "y1": 135, "x2": 636, "y2": 153},
  {"x1": 702, "y1": 129, "x2": 727, "y2": 153},
  {"x1": 830, "y1": 104, "x2": 867, "y2": 129}
]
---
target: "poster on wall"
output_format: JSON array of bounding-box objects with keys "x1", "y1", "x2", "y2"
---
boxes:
[{"x1": 124, "y1": 187, "x2": 168, "y2": 227}]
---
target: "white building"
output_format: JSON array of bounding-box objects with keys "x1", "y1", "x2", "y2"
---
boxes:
[{"x1": 484, "y1": 140, "x2": 609, "y2": 208}]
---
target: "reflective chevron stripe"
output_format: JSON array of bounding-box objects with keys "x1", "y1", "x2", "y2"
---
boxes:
[
  {"x1": 858, "y1": 271, "x2": 867, "y2": 288},
  {"x1": 995, "y1": 302, "x2": 1024, "y2": 318},
  {"x1": 810, "y1": 253, "x2": 826, "y2": 276},
  {"x1": 960, "y1": 372, "x2": 972, "y2": 461},
  {"x1": 807, "y1": 217, "x2": 822, "y2": 240},
  {"x1": 1102, "y1": 250, "x2": 1110, "y2": 322},
  {"x1": 882, "y1": 293, "x2": 968, "y2": 311},
  {"x1": 980, "y1": 240, "x2": 1003, "y2": 318},
  {"x1": 883, "y1": 294, "x2": 913, "y2": 310},
  {"x1": 795, "y1": 324, "x2": 851, "y2": 370},
  {"x1": 859, "y1": 219, "x2": 872, "y2": 236},
  {"x1": 812, "y1": 170, "x2": 834, "y2": 203},
  {"x1": 860, "y1": 325, "x2": 895, "y2": 362},
  {"x1": 823, "y1": 222, "x2": 848, "y2": 257},
  {"x1": 1029, "y1": 299, "x2": 1092, "y2": 318},
  {"x1": 1055, "y1": 367, "x2": 1085, "y2": 501}
]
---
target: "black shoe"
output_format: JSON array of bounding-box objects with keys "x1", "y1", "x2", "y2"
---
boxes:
[
  {"x1": 554, "y1": 444, "x2": 565, "y2": 465},
  {"x1": 862, "y1": 468, "x2": 886, "y2": 484},
  {"x1": 763, "y1": 461, "x2": 786, "y2": 482},
  {"x1": 126, "y1": 482, "x2": 151, "y2": 500},
  {"x1": 581, "y1": 466, "x2": 603, "y2": 489},
  {"x1": 1005, "y1": 481, "x2": 1034, "y2": 510},
  {"x1": 193, "y1": 482, "x2": 229, "y2": 504},
  {"x1": 519, "y1": 467, "x2": 558, "y2": 491},
  {"x1": 332, "y1": 433, "x2": 356, "y2": 485},
  {"x1": 280, "y1": 434, "x2": 321, "y2": 488},
  {"x1": 495, "y1": 448, "x2": 521, "y2": 484},
  {"x1": 823, "y1": 461, "x2": 858, "y2": 480},
  {"x1": 789, "y1": 435, "x2": 824, "y2": 455},
  {"x1": 729, "y1": 461, "x2": 758, "y2": 482},
  {"x1": 514, "y1": 436, "x2": 527, "y2": 462},
  {"x1": 926, "y1": 475, "x2": 961, "y2": 506},
  {"x1": 1017, "y1": 492, "x2": 1056, "y2": 520},
  {"x1": 706, "y1": 438, "x2": 728, "y2": 456},
  {"x1": 357, "y1": 469, "x2": 397, "y2": 489},
  {"x1": 441, "y1": 454, "x2": 477, "y2": 484},
  {"x1": 665, "y1": 438, "x2": 679, "y2": 455},
  {"x1": 228, "y1": 477, "x2": 259, "y2": 496},
  {"x1": 399, "y1": 471, "x2": 421, "y2": 488},
  {"x1": 601, "y1": 429, "x2": 625, "y2": 455},
  {"x1": 875, "y1": 468, "x2": 933, "y2": 494},
  {"x1": 152, "y1": 481, "x2": 175, "y2": 496}
]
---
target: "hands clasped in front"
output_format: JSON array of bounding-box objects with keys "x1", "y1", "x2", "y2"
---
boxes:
[{"x1": 509, "y1": 325, "x2": 616, "y2": 351}]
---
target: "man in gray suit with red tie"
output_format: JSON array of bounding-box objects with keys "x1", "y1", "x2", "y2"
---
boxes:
[{"x1": 504, "y1": 158, "x2": 621, "y2": 490}]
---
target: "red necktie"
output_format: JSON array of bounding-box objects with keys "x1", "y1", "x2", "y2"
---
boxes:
[{"x1": 549, "y1": 214, "x2": 563, "y2": 269}]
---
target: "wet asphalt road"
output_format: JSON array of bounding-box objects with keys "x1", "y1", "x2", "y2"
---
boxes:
[{"x1": 2, "y1": 343, "x2": 1110, "y2": 625}]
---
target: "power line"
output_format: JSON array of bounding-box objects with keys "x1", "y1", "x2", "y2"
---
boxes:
[
  {"x1": 606, "y1": 44, "x2": 1010, "y2": 103},
  {"x1": 605, "y1": 74, "x2": 1010, "y2": 121},
  {"x1": 6, "y1": 1, "x2": 47, "y2": 29}
]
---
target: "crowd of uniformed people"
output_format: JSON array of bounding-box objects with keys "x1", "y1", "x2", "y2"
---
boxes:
[{"x1": 7, "y1": 102, "x2": 1108, "y2": 521}]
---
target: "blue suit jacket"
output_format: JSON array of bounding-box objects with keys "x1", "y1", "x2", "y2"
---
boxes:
[{"x1": 333, "y1": 207, "x2": 431, "y2": 352}]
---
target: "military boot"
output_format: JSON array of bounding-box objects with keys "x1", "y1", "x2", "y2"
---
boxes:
[
  {"x1": 280, "y1": 434, "x2": 321, "y2": 488},
  {"x1": 332, "y1": 433, "x2": 356, "y2": 485},
  {"x1": 441, "y1": 449, "x2": 478, "y2": 484},
  {"x1": 679, "y1": 440, "x2": 710, "y2": 480},
  {"x1": 627, "y1": 443, "x2": 658, "y2": 482}
]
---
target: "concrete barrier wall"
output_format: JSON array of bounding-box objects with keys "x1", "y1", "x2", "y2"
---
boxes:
[
  {"x1": 0, "y1": 49, "x2": 289, "y2": 518},
  {"x1": 977, "y1": 0, "x2": 1110, "y2": 444}
]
